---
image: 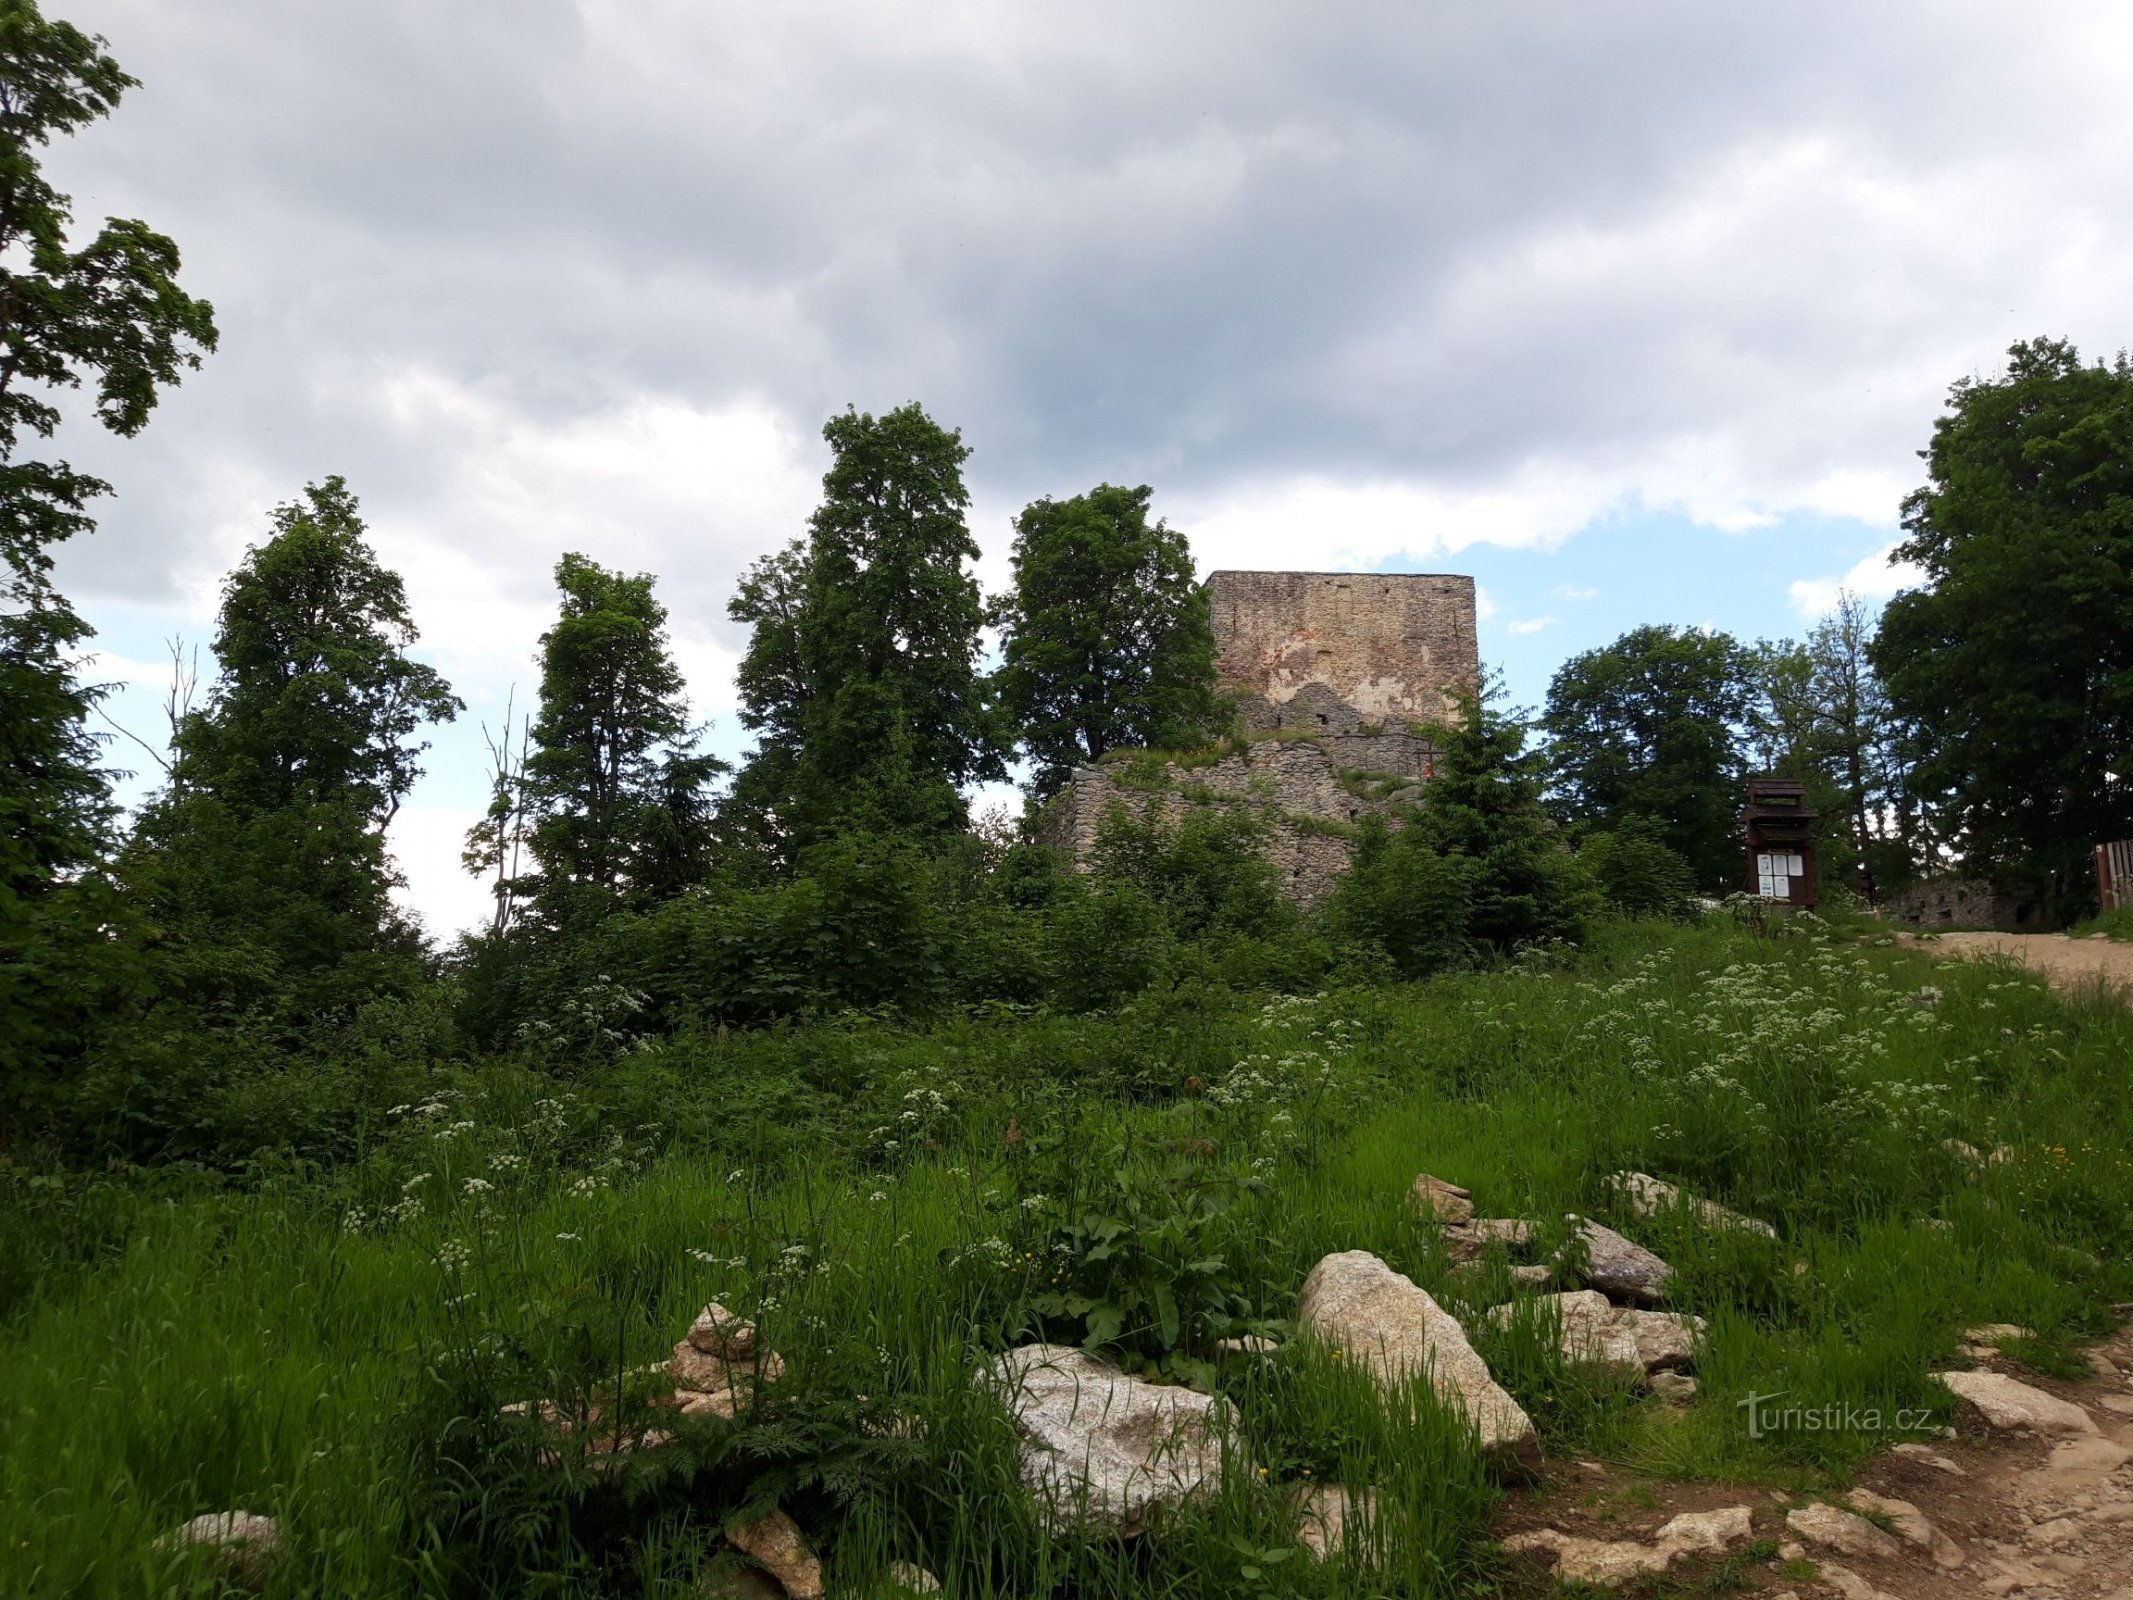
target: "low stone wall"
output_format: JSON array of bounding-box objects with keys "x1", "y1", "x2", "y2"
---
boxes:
[{"x1": 1881, "y1": 876, "x2": 2046, "y2": 931}]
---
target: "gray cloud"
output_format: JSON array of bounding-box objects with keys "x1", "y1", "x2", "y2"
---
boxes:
[{"x1": 40, "y1": 0, "x2": 2132, "y2": 932}]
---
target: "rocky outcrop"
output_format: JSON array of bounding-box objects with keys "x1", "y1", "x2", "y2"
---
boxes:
[
  {"x1": 1296, "y1": 1250, "x2": 1538, "y2": 1466},
  {"x1": 984, "y1": 1344, "x2": 1226, "y2": 1530}
]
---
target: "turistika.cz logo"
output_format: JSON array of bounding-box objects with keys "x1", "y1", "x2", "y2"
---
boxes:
[{"x1": 1736, "y1": 1390, "x2": 1935, "y2": 1440}]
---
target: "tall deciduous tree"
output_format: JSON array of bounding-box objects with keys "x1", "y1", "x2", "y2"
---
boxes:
[
  {"x1": 132, "y1": 480, "x2": 459, "y2": 997},
  {"x1": 1872, "y1": 338, "x2": 2133, "y2": 900},
  {"x1": 0, "y1": 0, "x2": 214, "y2": 1083},
  {"x1": 993, "y1": 483, "x2": 1222, "y2": 799},
  {"x1": 1541, "y1": 624, "x2": 1756, "y2": 889},
  {"x1": 516, "y1": 552, "x2": 722, "y2": 925},
  {"x1": 729, "y1": 403, "x2": 1001, "y2": 846}
]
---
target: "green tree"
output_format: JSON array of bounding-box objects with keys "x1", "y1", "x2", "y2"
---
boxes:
[
  {"x1": 1417, "y1": 677, "x2": 1595, "y2": 950},
  {"x1": 993, "y1": 484, "x2": 1223, "y2": 798},
  {"x1": 1542, "y1": 624, "x2": 1756, "y2": 888},
  {"x1": 0, "y1": 0, "x2": 215, "y2": 1088},
  {"x1": 1872, "y1": 338, "x2": 2133, "y2": 901},
  {"x1": 131, "y1": 479, "x2": 458, "y2": 1001},
  {"x1": 516, "y1": 552, "x2": 722, "y2": 926},
  {"x1": 729, "y1": 403, "x2": 1001, "y2": 848}
]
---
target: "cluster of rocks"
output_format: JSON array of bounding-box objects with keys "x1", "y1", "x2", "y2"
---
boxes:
[
  {"x1": 979, "y1": 1166, "x2": 1738, "y2": 1564},
  {"x1": 672, "y1": 1300, "x2": 786, "y2": 1421}
]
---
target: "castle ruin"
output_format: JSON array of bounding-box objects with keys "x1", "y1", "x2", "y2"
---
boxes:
[{"x1": 1038, "y1": 572, "x2": 1480, "y2": 901}]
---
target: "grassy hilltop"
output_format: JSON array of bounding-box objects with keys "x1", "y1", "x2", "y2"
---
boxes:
[{"x1": 5, "y1": 916, "x2": 2129, "y2": 1597}]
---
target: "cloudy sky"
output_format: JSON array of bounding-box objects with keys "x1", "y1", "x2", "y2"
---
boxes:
[{"x1": 45, "y1": 0, "x2": 2133, "y2": 935}]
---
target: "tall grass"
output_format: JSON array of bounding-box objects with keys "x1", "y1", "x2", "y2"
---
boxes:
[{"x1": 3, "y1": 917, "x2": 2130, "y2": 1595}]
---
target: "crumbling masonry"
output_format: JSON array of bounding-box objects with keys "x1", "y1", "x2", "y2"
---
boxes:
[{"x1": 1038, "y1": 572, "x2": 1480, "y2": 901}]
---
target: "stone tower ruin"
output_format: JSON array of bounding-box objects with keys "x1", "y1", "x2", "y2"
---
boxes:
[{"x1": 1038, "y1": 570, "x2": 1480, "y2": 901}]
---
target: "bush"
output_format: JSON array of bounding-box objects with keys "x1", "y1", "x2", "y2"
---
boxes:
[
  {"x1": 1322, "y1": 817, "x2": 1478, "y2": 979},
  {"x1": 1579, "y1": 815, "x2": 1697, "y2": 919}
]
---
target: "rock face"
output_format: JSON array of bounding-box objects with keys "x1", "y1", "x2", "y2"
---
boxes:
[
  {"x1": 1936, "y1": 1369, "x2": 2098, "y2": 1435},
  {"x1": 985, "y1": 1344, "x2": 1226, "y2": 1530},
  {"x1": 1566, "y1": 1217, "x2": 1672, "y2": 1306},
  {"x1": 1609, "y1": 1171, "x2": 1777, "y2": 1239},
  {"x1": 1504, "y1": 1506, "x2": 1753, "y2": 1587},
  {"x1": 728, "y1": 1509, "x2": 823, "y2": 1600},
  {"x1": 1484, "y1": 1290, "x2": 1703, "y2": 1375},
  {"x1": 156, "y1": 1512, "x2": 283, "y2": 1591},
  {"x1": 1296, "y1": 1251, "x2": 1538, "y2": 1466}
]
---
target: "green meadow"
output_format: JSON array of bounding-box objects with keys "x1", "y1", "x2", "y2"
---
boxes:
[{"x1": 6, "y1": 917, "x2": 2128, "y2": 1598}]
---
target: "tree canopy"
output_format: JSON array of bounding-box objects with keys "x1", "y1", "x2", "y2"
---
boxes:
[
  {"x1": 993, "y1": 483, "x2": 1223, "y2": 799},
  {"x1": 516, "y1": 552, "x2": 721, "y2": 927},
  {"x1": 730, "y1": 403, "x2": 1001, "y2": 846},
  {"x1": 1541, "y1": 624, "x2": 1756, "y2": 889},
  {"x1": 1872, "y1": 337, "x2": 2133, "y2": 896}
]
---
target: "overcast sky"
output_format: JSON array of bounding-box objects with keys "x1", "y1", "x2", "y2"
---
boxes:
[{"x1": 45, "y1": 0, "x2": 2133, "y2": 936}]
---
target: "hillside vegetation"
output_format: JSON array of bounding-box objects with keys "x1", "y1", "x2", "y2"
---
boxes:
[{"x1": 6, "y1": 916, "x2": 2130, "y2": 1597}]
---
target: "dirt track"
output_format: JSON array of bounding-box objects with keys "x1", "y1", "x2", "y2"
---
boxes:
[{"x1": 1907, "y1": 932, "x2": 2133, "y2": 996}]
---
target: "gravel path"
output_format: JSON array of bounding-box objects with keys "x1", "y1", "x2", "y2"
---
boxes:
[{"x1": 1906, "y1": 932, "x2": 2133, "y2": 996}]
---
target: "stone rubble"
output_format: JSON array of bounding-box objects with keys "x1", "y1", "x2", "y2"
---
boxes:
[
  {"x1": 1297, "y1": 1250, "x2": 1539, "y2": 1466},
  {"x1": 983, "y1": 1344, "x2": 1226, "y2": 1530}
]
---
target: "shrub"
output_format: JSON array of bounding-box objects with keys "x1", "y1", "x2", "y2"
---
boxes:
[
  {"x1": 1322, "y1": 817, "x2": 1478, "y2": 979},
  {"x1": 1579, "y1": 815, "x2": 1697, "y2": 919}
]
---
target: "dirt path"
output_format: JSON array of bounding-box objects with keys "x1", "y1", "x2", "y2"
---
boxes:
[
  {"x1": 1904, "y1": 932, "x2": 2133, "y2": 998},
  {"x1": 1495, "y1": 1321, "x2": 2133, "y2": 1597}
]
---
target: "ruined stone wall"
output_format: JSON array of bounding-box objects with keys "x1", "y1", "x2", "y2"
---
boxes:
[
  {"x1": 1039, "y1": 570, "x2": 1475, "y2": 902},
  {"x1": 1035, "y1": 738, "x2": 1396, "y2": 904},
  {"x1": 1209, "y1": 571, "x2": 1479, "y2": 728}
]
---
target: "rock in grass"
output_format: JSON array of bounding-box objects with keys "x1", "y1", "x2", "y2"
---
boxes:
[
  {"x1": 1846, "y1": 1488, "x2": 1965, "y2": 1568},
  {"x1": 1565, "y1": 1217, "x2": 1673, "y2": 1306},
  {"x1": 1647, "y1": 1371, "x2": 1698, "y2": 1404},
  {"x1": 1504, "y1": 1507, "x2": 1752, "y2": 1587},
  {"x1": 1408, "y1": 1173, "x2": 1476, "y2": 1225},
  {"x1": 1935, "y1": 1370, "x2": 2097, "y2": 1435},
  {"x1": 687, "y1": 1302, "x2": 759, "y2": 1359},
  {"x1": 1293, "y1": 1483, "x2": 1375, "y2": 1563},
  {"x1": 672, "y1": 1341, "x2": 785, "y2": 1396},
  {"x1": 984, "y1": 1344, "x2": 1226, "y2": 1530},
  {"x1": 155, "y1": 1512, "x2": 283, "y2": 1591},
  {"x1": 886, "y1": 1562, "x2": 941, "y2": 1594},
  {"x1": 1483, "y1": 1290, "x2": 1703, "y2": 1375},
  {"x1": 1296, "y1": 1251, "x2": 1538, "y2": 1466},
  {"x1": 1608, "y1": 1171, "x2": 1777, "y2": 1238},
  {"x1": 1785, "y1": 1502, "x2": 1904, "y2": 1561},
  {"x1": 728, "y1": 1509, "x2": 823, "y2": 1600}
]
